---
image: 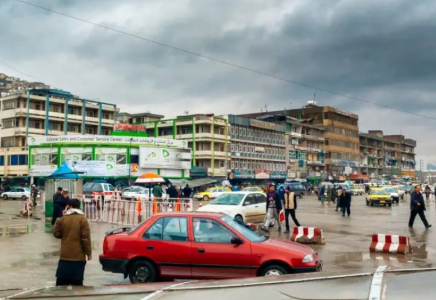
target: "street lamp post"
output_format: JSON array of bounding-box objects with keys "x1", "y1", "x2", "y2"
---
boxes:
[{"x1": 128, "y1": 138, "x2": 133, "y2": 186}]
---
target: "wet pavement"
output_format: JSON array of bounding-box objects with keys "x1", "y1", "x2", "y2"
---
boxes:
[{"x1": 1, "y1": 193, "x2": 435, "y2": 292}]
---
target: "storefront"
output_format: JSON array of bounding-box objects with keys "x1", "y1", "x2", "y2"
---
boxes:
[{"x1": 27, "y1": 135, "x2": 192, "y2": 183}]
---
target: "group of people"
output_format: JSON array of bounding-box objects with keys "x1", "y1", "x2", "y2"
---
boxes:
[
  {"x1": 319, "y1": 185, "x2": 352, "y2": 217},
  {"x1": 261, "y1": 183, "x2": 301, "y2": 233},
  {"x1": 51, "y1": 187, "x2": 92, "y2": 287},
  {"x1": 152, "y1": 183, "x2": 193, "y2": 199}
]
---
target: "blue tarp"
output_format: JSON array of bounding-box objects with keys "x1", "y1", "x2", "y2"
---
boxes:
[{"x1": 46, "y1": 162, "x2": 83, "y2": 179}]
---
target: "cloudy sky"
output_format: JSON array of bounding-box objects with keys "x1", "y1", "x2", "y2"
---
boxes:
[{"x1": 1, "y1": 0, "x2": 436, "y2": 163}]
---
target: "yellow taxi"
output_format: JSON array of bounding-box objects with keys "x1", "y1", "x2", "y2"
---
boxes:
[
  {"x1": 242, "y1": 186, "x2": 264, "y2": 192},
  {"x1": 366, "y1": 187, "x2": 392, "y2": 207},
  {"x1": 194, "y1": 186, "x2": 232, "y2": 201}
]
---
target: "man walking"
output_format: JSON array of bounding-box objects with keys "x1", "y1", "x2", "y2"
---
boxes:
[
  {"x1": 152, "y1": 184, "x2": 163, "y2": 198},
  {"x1": 319, "y1": 185, "x2": 326, "y2": 204},
  {"x1": 409, "y1": 185, "x2": 432, "y2": 229},
  {"x1": 261, "y1": 183, "x2": 282, "y2": 232},
  {"x1": 335, "y1": 185, "x2": 343, "y2": 211},
  {"x1": 283, "y1": 186, "x2": 300, "y2": 233},
  {"x1": 52, "y1": 198, "x2": 92, "y2": 286},
  {"x1": 339, "y1": 188, "x2": 351, "y2": 217}
]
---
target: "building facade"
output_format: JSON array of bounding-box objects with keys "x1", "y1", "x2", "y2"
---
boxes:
[
  {"x1": 134, "y1": 114, "x2": 229, "y2": 178},
  {"x1": 240, "y1": 102, "x2": 359, "y2": 180},
  {"x1": 117, "y1": 112, "x2": 164, "y2": 124},
  {"x1": 227, "y1": 115, "x2": 287, "y2": 182},
  {"x1": 252, "y1": 114, "x2": 326, "y2": 181},
  {"x1": 359, "y1": 130, "x2": 417, "y2": 180},
  {"x1": 0, "y1": 89, "x2": 117, "y2": 178}
]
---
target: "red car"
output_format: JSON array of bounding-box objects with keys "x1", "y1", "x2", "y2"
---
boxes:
[{"x1": 99, "y1": 212, "x2": 322, "y2": 283}]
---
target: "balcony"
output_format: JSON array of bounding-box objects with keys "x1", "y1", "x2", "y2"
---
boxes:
[{"x1": 290, "y1": 132, "x2": 303, "y2": 138}]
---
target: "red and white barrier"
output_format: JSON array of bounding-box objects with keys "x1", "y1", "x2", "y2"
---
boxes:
[
  {"x1": 369, "y1": 234, "x2": 412, "y2": 255},
  {"x1": 291, "y1": 227, "x2": 325, "y2": 244}
]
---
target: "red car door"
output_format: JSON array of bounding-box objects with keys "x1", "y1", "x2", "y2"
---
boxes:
[
  {"x1": 140, "y1": 216, "x2": 192, "y2": 278},
  {"x1": 190, "y1": 217, "x2": 253, "y2": 279}
]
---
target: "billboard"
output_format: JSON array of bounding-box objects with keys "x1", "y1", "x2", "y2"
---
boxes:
[
  {"x1": 67, "y1": 160, "x2": 129, "y2": 177},
  {"x1": 60, "y1": 147, "x2": 92, "y2": 162},
  {"x1": 139, "y1": 147, "x2": 191, "y2": 169},
  {"x1": 29, "y1": 148, "x2": 58, "y2": 176}
]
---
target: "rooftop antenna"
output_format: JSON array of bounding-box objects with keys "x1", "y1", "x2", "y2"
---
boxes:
[
  {"x1": 184, "y1": 110, "x2": 189, "y2": 115},
  {"x1": 265, "y1": 104, "x2": 268, "y2": 112}
]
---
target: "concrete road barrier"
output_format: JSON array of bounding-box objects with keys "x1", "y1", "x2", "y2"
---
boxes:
[
  {"x1": 291, "y1": 227, "x2": 325, "y2": 245},
  {"x1": 369, "y1": 234, "x2": 412, "y2": 255}
]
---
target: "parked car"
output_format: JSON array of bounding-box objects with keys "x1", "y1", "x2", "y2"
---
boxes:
[
  {"x1": 1, "y1": 187, "x2": 31, "y2": 200},
  {"x1": 197, "y1": 192, "x2": 266, "y2": 223},
  {"x1": 366, "y1": 188, "x2": 392, "y2": 207},
  {"x1": 350, "y1": 185, "x2": 363, "y2": 196},
  {"x1": 194, "y1": 186, "x2": 232, "y2": 201},
  {"x1": 283, "y1": 182, "x2": 306, "y2": 198},
  {"x1": 242, "y1": 186, "x2": 264, "y2": 192},
  {"x1": 121, "y1": 186, "x2": 167, "y2": 200},
  {"x1": 99, "y1": 212, "x2": 322, "y2": 283},
  {"x1": 83, "y1": 182, "x2": 115, "y2": 201}
]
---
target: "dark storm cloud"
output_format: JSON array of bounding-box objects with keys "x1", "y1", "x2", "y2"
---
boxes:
[{"x1": 1, "y1": 0, "x2": 436, "y2": 160}]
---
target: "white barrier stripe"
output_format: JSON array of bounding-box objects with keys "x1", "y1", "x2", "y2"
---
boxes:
[
  {"x1": 368, "y1": 266, "x2": 387, "y2": 300},
  {"x1": 391, "y1": 235, "x2": 399, "y2": 245},
  {"x1": 378, "y1": 234, "x2": 385, "y2": 243},
  {"x1": 308, "y1": 227, "x2": 315, "y2": 239},
  {"x1": 388, "y1": 243, "x2": 399, "y2": 253},
  {"x1": 374, "y1": 242, "x2": 385, "y2": 252},
  {"x1": 296, "y1": 227, "x2": 304, "y2": 239}
]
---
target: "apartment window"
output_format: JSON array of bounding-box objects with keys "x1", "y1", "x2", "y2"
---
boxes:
[
  {"x1": 235, "y1": 161, "x2": 239, "y2": 169},
  {"x1": 10, "y1": 154, "x2": 28, "y2": 166},
  {"x1": 181, "y1": 127, "x2": 192, "y2": 134},
  {"x1": 103, "y1": 129, "x2": 111, "y2": 135},
  {"x1": 243, "y1": 128, "x2": 246, "y2": 136},
  {"x1": 2, "y1": 118, "x2": 17, "y2": 129},
  {"x1": 0, "y1": 156, "x2": 4, "y2": 166},
  {"x1": 68, "y1": 124, "x2": 80, "y2": 133},
  {"x1": 86, "y1": 111, "x2": 95, "y2": 117},
  {"x1": 86, "y1": 127, "x2": 95, "y2": 134},
  {"x1": 68, "y1": 107, "x2": 79, "y2": 115},
  {"x1": 3, "y1": 100, "x2": 16, "y2": 110},
  {"x1": 29, "y1": 102, "x2": 42, "y2": 110},
  {"x1": 230, "y1": 144, "x2": 234, "y2": 152},
  {"x1": 297, "y1": 151, "x2": 307, "y2": 160},
  {"x1": 49, "y1": 123, "x2": 60, "y2": 131},
  {"x1": 231, "y1": 161, "x2": 235, "y2": 169},
  {"x1": 29, "y1": 120, "x2": 42, "y2": 129},
  {"x1": 103, "y1": 113, "x2": 110, "y2": 119},
  {"x1": 49, "y1": 104, "x2": 61, "y2": 113},
  {"x1": 1, "y1": 137, "x2": 14, "y2": 147}
]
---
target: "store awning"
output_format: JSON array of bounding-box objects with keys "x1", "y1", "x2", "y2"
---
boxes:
[{"x1": 169, "y1": 178, "x2": 217, "y2": 188}]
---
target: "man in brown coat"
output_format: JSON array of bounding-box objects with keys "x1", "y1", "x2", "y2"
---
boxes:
[{"x1": 52, "y1": 198, "x2": 92, "y2": 286}]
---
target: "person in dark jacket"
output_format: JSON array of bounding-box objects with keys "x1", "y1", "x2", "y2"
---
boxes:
[
  {"x1": 261, "y1": 183, "x2": 282, "y2": 232},
  {"x1": 31, "y1": 185, "x2": 38, "y2": 207},
  {"x1": 283, "y1": 186, "x2": 300, "y2": 233},
  {"x1": 319, "y1": 185, "x2": 326, "y2": 203},
  {"x1": 52, "y1": 187, "x2": 65, "y2": 225},
  {"x1": 167, "y1": 185, "x2": 178, "y2": 199},
  {"x1": 339, "y1": 188, "x2": 351, "y2": 217},
  {"x1": 409, "y1": 185, "x2": 432, "y2": 229},
  {"x1": 52, "y1": 198, "x2": 92, "y2": 286},
  {"x1": 182, "y1": 184, "x2": 192, "y2": 198},
  {"x1": 331, "y1": 185, "x2": 337, "y2": 203}
]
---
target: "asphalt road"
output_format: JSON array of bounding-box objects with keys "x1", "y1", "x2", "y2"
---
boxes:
[{"x1": 0, "y1": 193, "x2": 435, "y2": 291}]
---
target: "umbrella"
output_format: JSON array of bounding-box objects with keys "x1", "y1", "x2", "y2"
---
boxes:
[{"x1": 135, "y1": 172, "x2": 166, "y2": 184}]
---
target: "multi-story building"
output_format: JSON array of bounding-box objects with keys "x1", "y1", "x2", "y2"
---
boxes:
[
  {"x1": 359, "y1": 131, "x2": 385, "y2": 180},
  {"x1": 227, "y1": 115, "x2": 287, "y2": 182},
  {"x1": 359, "y1": 130, "x2": 417, "y2": 180},
  {"x1": 117, "y1": 112, "x2": 164, "y2": 124},
  {"x1": 253, "y1": 114, "x2": 326, "y2": 181},
  {"x1": 134, "y1": 114, "x2": 229, "y2": 178},
  {"x1": 384, "y1": 134, "x2": 416, "y2": 179},
  {"x1": 0, "y1": 89, "x2": 116, "y2": 178},
  {"x1": 240, "y1": 101, "x2": 359, "y2": 180}
]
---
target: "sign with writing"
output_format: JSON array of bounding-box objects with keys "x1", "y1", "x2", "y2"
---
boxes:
[
  {"x1": 60, "y1": 147, "x2": 92, "y2": 162},
  {"x1": 113, "y1": 122, "x2": 146, "y2": 133},
  {"x1": 250, "y1": 119, "x2": 276, "y2": 130},
  {"x1": 255, "y1": 169, "x2": 270, "y2": 179},
  {"x1": 139, "y1": 147, "x2": 191, "y2": 170},
  {"x1": 68, "y1": 160, "x2": 129, "y2": 177},
  {"x1": 27, "y1": 135, "x2": 187, "y2": 149}
]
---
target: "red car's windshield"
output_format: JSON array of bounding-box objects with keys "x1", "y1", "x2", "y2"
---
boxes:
[{"x1": 220, "y1": 215, "x2": 267, "y2": 243}]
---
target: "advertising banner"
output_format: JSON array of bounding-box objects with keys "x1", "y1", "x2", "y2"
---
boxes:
[
  {"x1": 27, "y1": 135, "x2": 187, "y2": 149},
  {"x1": 255, "y1": 169, "x2": 270, "y2": 179},
  {"x1": 139, "y1": 147, "x2": 191, "y2": 169},
  {"x1": 60, "y1": 147, "x2": 92, "y2": 162},
  {"x1": 29, "y1": 148, "x2": 58, "y2": 176},
  {"x1": 67, "y1": 160, "x2": 129, "y2": 177}
]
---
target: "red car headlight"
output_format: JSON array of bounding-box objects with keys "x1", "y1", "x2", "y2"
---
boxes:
[{"x1": 302, "y1": 254, "x2": 315, "y2": 263}]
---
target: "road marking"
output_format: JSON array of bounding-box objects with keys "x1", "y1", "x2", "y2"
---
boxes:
[
  {"x1": 368, "y1": 265, "x2": 387, "y2": 300},
  {"x1": 141, "y1": 281, "x2": 191, "y2": 300}
]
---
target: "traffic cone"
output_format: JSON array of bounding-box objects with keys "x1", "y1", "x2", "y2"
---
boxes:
[
  {"x1": 137, "y1": 196, "x2": 142, "y2": 222},
  {"x1": 153, "y1": 197, "x2": 158, "y2": 215},
  {"x1": 176, "y1": 198, "x2": 181, "y2": 212}
]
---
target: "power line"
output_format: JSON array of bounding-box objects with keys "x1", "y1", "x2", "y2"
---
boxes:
[{"x1": 11, "y1": 0, "x2": 436, "y2": 121}]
